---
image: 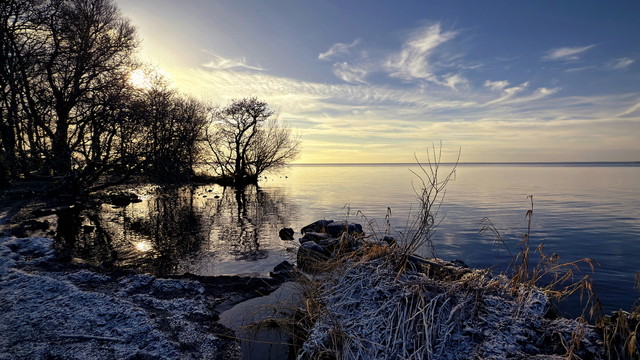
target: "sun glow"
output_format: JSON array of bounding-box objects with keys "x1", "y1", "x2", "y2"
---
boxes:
[{"x1": 128, "y1": 69, "x2": 153, "y2": 89}]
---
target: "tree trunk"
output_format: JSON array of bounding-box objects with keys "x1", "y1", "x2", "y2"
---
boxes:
[{"x1": 52, "y1": 112, "x2": 71, "y2": 176}]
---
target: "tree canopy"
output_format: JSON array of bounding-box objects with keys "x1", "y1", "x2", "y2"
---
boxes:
[
  {"x1": 1, "y1": 1, "x2": 299, "y2": 192},
  {"x1": 206, "y1": 97, "x2": 300, "y2": 186}
]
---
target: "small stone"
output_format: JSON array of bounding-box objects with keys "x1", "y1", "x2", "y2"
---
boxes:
[{"x1": 279, "y1": 227, "x2": 295, "y2": 240}]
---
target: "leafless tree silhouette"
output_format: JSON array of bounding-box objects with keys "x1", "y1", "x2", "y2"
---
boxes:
[{"x1": 205, "y1": 97, "x2": 299, "y2": 186}]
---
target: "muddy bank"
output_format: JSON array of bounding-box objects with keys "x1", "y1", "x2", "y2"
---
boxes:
[{"x1": 0, "y1": 236, "x2": 287, "y2": 359}]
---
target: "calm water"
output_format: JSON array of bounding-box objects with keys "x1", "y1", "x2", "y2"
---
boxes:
[{"x1": 59, "y1": 163, "x2": 640, "y2": 315}]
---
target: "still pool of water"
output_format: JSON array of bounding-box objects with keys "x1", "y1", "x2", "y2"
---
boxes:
[{"x1": 58, "y1": 163, "x2": 640, "y2": 315}]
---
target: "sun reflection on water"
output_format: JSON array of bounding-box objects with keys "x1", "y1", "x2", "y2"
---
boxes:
[{"x1": 134, "y1": 241, "x2": 153, "y2": 252}]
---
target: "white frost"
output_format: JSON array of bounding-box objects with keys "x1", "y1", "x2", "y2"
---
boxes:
[{"x1": 0, "y1": 237, "x2": 235, "y2": 360}]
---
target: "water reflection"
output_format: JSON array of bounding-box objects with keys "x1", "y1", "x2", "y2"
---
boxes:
[
  {"x1": 55, "y1": 184, "x2": 298, "y2": 276},
  {"x1": 191, "y1": 185, "x2": 298, "y2": 276}
]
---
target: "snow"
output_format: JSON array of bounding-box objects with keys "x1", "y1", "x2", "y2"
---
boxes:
[{"x1": 0, "y1": 236, "x2": 237, "y2": 359}]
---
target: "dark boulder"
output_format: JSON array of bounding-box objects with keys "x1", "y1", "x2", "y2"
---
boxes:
[
  {"x1": 300, "y1": 232, "x2": 340, "y2": 253},
  {"x1": 299, "y1": 231, "x2": 334, "y2": 244},
  {"x1": 296, "y1": 241, "x2": 330, "y2": 272},
  {"x1": 301, "y1": 220, "x2": 334, "y2": 234},
  {"x1": 270, "y1": 261, "x2": 295, "y2": 280},
  {"x1": 278, "y1": 227, "x2": 295, "y2": 240},
  {"x1": 325, "y1": 221, "x2": 363, "y2": 238}
]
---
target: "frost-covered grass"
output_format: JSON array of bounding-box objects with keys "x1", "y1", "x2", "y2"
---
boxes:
[
  {"x1": 297, "y1": 256, "x2": 603, "y2": 360},
  {"x1": 0, "y1": 236, "x2": 237, "y2": 360}
]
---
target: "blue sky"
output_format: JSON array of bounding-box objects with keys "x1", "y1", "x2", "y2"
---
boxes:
[{"x1": 116, "y1": 0, "x2": 640, "y2": 163}]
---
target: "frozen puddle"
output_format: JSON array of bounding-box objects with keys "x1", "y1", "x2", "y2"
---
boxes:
[{"x1": 219, "y1": 281, "x2": 302, "y2": 360}]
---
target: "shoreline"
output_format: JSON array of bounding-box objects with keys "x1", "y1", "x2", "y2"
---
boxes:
[{"x1": 0, "y1": 235, "x2": 291, "y2": 359}]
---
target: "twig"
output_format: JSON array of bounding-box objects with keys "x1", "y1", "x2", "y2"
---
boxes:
[{"x1": 58, "y1": 334, "x2": 125, "y2": 343}]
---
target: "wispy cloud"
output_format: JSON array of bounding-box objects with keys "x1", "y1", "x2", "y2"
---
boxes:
[
  {"x1": 482, "y1": 82, "x2": 560, "y2": 106},
  {"x1": 201, "y1": 50, "x2": 265, "y2": 71},
  {"x1": 318, "y1": 39, "x2": 360, "y2": 60},
  {"x1": 484, "y1": 80, "x2": 510, "y2": 91},
  {"x1": 385, "y1": 23, "x2": 458, "y2": 82},
  {"x1": 170, "y1": 67, "x2": 639, "y2": 162},
  {"x1": 565, "y1": 65, "x2": 596, "y2": 73},
  {"x1": 617, "y1": 102, "x2": 640, "y2": 117},
  {"x1": 442, "y1": 73, "x2": 468, "y2": 90},
  {"x1": 484, "y1": 81, "x2": 529, "y2": 105},
  {"x1": 542, "y1": 45, "x2": 595, "y2": 61},
  {"x1": 332, "y1": 62, "x2": 368, "y2": 84},
  {"x1": 606, "y1": 57, "x2": 635, "y2": 70}
]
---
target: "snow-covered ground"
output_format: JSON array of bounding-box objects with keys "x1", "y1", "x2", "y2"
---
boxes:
[{"x1": 0, "y1": 236, "x2": 238, "y2": 359}]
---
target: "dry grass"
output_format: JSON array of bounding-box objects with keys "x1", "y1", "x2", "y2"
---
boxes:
[
  {"x1": 296, "y1": 250, "x2": 603, "y2": 359},
  {"x1": 598, "y1": 307, "x2": 640, "y2": 359}
]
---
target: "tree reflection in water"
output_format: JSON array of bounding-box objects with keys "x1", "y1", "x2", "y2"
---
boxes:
[
  {"x1": 207, "y1": 185, "x2": 290, "y2": 262},
  {"x1": 55, "y1": 184, "x2": 297, "y2": 276}
]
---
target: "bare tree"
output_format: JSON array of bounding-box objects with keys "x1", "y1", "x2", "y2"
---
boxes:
[
  {"x1": 205, "y1": 97, "x2": 300, "y2": 186},
  {"x1": 0, "y1": 0, "x2": 139, "y2": 189},
  {"x1": 127, "y1": 73, "x2": 207, "y2": 182}
]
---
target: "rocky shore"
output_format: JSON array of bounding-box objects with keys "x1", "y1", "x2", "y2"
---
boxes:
[
  {"x1": 0, "y1": 235, "x2": 291, "y2": 359},
  {"x1": 0, "y1": 190, "x2": 607, "y2": 360},
  {"x1": 287, "y1": 220, "x2": 604, "y2": 359}
]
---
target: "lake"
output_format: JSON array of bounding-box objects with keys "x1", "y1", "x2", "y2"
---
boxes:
[{"x1": 58, "y1": 162, "x2": 640, "y2": 315}]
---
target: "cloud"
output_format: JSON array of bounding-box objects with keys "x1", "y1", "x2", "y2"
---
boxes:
[
  {"x1": 617, "y1": 102, "x2": 640, "y2": 117},
  {"x1": 318, "y1": 39, "x2": 360, "y2": 60},
  {"x1": 565, "y1": 65, "x2": 596, "y2": 73},
  {"x1": 485, "y1": 81, "x2": 529, "y2": 104},
  {"x1": 201, "y1": 50, "x2": 265, "y2": 71},
  {"x1": 442, "y1": 73, "x2": 468, "y2": 90},
  {"x1": 606, "y1": 57, "x2": 635, "y2": 70},
  {"x1": 385, "y1": 23, "x2": 458, "y2": 81},
  {"x1": 484, "y1": 80, "x2": 510, "y2": 91},
  {"x1": 542, "y1": 45, "x2": 595, "y2": 61},
  {"x1": 332, "y1": 62, "x2": 368, "y2": 84},
  {"x1": 167, "y1": 66, "x2": 639, "y2": 162}
]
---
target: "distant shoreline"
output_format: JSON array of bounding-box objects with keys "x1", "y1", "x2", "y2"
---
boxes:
[{"x1": 290, "y1": 161, "x2": 640, "y2": 167}]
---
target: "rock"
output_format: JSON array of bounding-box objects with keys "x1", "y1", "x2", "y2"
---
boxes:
[
  {"x1": 451, "y1": 259, "x2": 469, "y2": 268},
  {"x1": 21, "y1": 219, "x2": 50, "y2": 231},
  {"x1": 382, "y1": 236, "x2": 397, "y2": 247},
  {"x1": 299, "y1": 232, "x2": 334, "y2": 244},
  {"x1": 279, "y1": 227, "x2": 295, "y2": 240},
  {"x1": 301, "y1": 220, "x2": 334, "y2": 234},
  {"x1": 296, "y1": 241, "x2": 330, "y2": 272},
  {"x1": 270, "y1": 261, "x2": 295, "y2": 280},
  {"x1": 325, "y1": 221, "x2": 363, "y2": 238},
  {"x1": 33, "y1": 204, "x2": 76, "y2": 217},
  {"x1": 300, "y1": 232, "x2": 340, "y2": 253},
  {"x1": 106, "y1": 191, "x2": 141, "y2": 207}
]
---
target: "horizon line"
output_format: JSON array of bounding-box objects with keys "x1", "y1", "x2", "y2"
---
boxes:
[{"x1": 289, "y1": 161, "x2": 640, "y2": 166}]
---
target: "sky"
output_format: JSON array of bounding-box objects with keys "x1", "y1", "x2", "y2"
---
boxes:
[{"x1": 115, "y1": 0, "x2": 640, "y2": 163}]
